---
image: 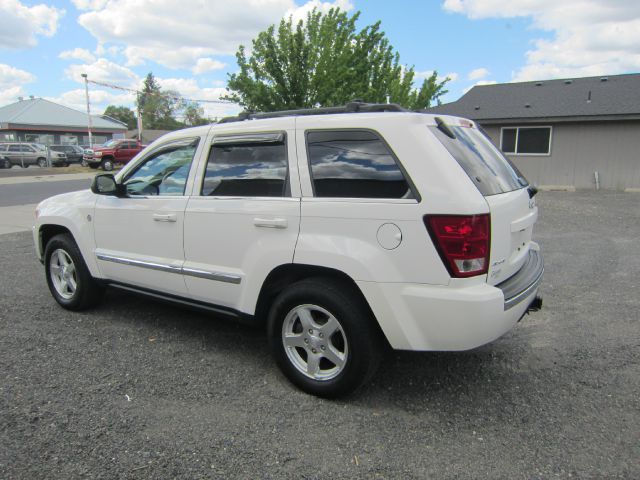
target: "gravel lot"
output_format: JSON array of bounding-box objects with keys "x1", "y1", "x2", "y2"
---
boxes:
[{"x1": 1, "y1": 191, "x2": 638, "y2": 479}]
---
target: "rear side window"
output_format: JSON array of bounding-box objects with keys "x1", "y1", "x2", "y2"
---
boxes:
[
  {"x1": 430, "y1": 124, "x2": 527, "y2": 196},
  {"x1": 306, "y1": 130, "x2": 413, "y2": 199},
  {"x1": 202, "y1": 136, "x2": 288, "y2": 197}
]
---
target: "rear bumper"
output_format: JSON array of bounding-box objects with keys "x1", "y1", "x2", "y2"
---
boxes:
[{"x1": 358, "y1": 245, "x2": 543, "y2": 351}]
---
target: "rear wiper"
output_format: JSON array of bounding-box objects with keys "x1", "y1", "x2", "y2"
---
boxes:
[{"x1": 435, "y1": 117, "x2": 456, "y2": 139}]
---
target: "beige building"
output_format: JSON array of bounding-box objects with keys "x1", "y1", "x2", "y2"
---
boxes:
[{"x1": 429, "y1": 73, "x2": 640, "y2": 190}]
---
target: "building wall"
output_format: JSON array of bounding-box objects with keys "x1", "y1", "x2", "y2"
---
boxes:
[
  {"x1": 0, "y1": 130, "x2": 120, "y2": 146},
  {"x1": 482, "y1": 121, "x2": 640, "y2": 190}
]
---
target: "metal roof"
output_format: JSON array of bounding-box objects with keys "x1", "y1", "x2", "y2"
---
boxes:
[
  {"x1": 428, "y1": 73, "x2": 640, "y2": 123},
  {"x1": 0, "y1": 98, "x2": 127, "y2": 131}
]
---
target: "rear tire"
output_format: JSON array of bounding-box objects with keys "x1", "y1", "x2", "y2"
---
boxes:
[
  {"x1": 44, "y1": 233, "x2": 104, "y2": 311},
  {"x1": 267, "y1": 277, "x2": 383, "y2": 398}
]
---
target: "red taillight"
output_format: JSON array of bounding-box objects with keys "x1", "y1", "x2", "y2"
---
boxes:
[{"x1": 424, "y1": 214, "x2": 490, "y2": 278}]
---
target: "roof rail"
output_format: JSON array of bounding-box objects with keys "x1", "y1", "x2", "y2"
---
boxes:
[{"x1": 218, "y1": 101, "x2": 407, "y2": 123}]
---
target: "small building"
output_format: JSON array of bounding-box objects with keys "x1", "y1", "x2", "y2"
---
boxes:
[
  {"x1": 126, "y1": 129, "x2": 171, "y2": 144},
  {"x1": 0, "y1": 97, "x2": 127, "y2": 147},
  {"x1": 428, "y1": 73, "x2": 640, "y2": 190}
]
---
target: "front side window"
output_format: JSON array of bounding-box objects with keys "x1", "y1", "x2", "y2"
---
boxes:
[
  {"x1": 500, "y1": 127, "x2": 552, "y2": 155},
  {"x1": 123, "y1": 138, "x2": 199, "y2": 196},
  {"x1": 306, "y1": 130, "x2": 413, "y2": 199},
  {"x1": 202, "y1": 135, "x2": 288, "y2": 197}
]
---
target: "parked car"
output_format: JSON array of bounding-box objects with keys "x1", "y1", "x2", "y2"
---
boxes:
[
  {"x1": 0, "y1": 142, "x2": 53, "y2": 168},
  {"x1": 48, "y1": 145, "x2": 84, "y2": 166},
  {"x1": 83, "y1": 139, "x2": 146, "y2": 171},
  {"x1": 33, "y1": 102, "x2": 543, "y2": 398}
]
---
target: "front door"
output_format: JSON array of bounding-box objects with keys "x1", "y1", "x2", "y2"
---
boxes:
[
  {"x1": 93, "y1": 136, "x2": 203, "y2": 296},
  {"x1": 183, "y1": 123, "x2": 301, "y2": 314}
]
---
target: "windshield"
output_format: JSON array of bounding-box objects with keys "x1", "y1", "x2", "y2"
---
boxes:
[
  {"x1": 101, "y1": 140, "x2": 119, "y2": 148},
  {"x1": 430, "y1": 124, "x2": 527, "y2": 196}
]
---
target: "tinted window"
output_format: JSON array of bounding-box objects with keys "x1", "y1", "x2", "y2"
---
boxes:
[
  {"x1": 431, "y1": 125, "x2": 527, "y2": 196},
  {"x1": 0, "y1": 145, "x2": 7, "y2": 151},
  {"x1": 9, "y1": 145, "x2": 20, "y2": 152},
  {"x1": 501, "y1": 128, "x2": 517, "y2": 153},
  {"x1": 501, "y1": 127, "x2": 551, "y2": 155},
  {"x1": 202, "y1": 139, "x2": 287, "y2": 197},
  {"x1": 123, "y1": 138, "x2": 199, "y2": 196},
  {"x1": 306, "y1": 130, "x2": 413, "y2": 199}
]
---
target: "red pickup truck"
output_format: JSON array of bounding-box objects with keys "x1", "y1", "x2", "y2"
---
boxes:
[{"x1": 83, "y1": 139, "x2": 147, "y2": 171}]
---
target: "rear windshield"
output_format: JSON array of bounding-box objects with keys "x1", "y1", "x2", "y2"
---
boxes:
[{"x1": 430, "y1": 124, "x2": 528, "y2": 196}]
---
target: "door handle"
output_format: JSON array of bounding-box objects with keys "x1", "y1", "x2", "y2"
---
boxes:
[
  {"x1": 253, "y1": 217, "x2": 288, "y2": 229},
  {"x1": 153, "y1": 213, "x2": 177, "y2": 222}
]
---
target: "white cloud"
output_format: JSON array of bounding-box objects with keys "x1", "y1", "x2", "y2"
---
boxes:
[
  {"x1": 285, "y1": 0, "x2": 353, "y2": 24},
  {"x1": 468, "y1": 67, "x2": 489, "y2": 80},
  {"x1": 463, "y1": 79, "x2": 497, "y2": 94},
  {"x1": 0, "y1": 64, "x2": 36, "y2": 106},
  {"x1": 59, "y1": 48, "x2": 96, "y2": 63},
  {"x1": 156, "y1": 77, "x2": 239, "y2": 119},
  {"x1": 0, "y1": 0, "x2": 63, "y2": 49},
  {"x1": 76, "y1": 1, "x2": 351, "y2": 70},
  {"x1": 65, "y1": 58, "x2": 140, "y2": 88},
  {"x1": 45, "y1": 88, "x2": 135, "y2": 114},
  {"x1": 192, "y1": 58, "x2": 226, "y2": 75},
  {"x1": 443, "y1": 0, "x2": 640, "y2": 81},
  {"x1": 77, "y1": 0, "x2": 294, "y2": 69}
]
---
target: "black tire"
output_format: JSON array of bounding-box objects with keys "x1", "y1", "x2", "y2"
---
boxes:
[
  {"x1": 1, "y1": 159, "x2": 10, "y2": 169},
  {"x1": 101, "y1": 158, "x2": 114, "y2": 171},
  {"x1": 37, "y1": 157, "x2": 47, "y2": 168},
  {"x1": 44, "y1": 233, "x2": 104, "y2": 311},
  {"x1": 267, "y1": 277, "x2": 383, "y2": 398}
]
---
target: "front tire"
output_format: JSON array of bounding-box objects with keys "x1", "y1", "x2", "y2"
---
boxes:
[
  {"x1": 101, "y1": 158, "x2": 114, "y2": 171},
  {"x1": 268, "y1": 278, "x2": 383, "y2": 398},
  {"x1": 44, "y1": 233, "x2": 104, "y2": 311}
]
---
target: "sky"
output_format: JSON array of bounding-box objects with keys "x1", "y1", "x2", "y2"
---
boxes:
[{"x1": 1, "y1": 0, "x2": 639, "y2": 120}]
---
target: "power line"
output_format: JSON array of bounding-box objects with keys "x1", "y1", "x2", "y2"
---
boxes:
[{"x1": 86, "y1": 78, "x2": 235, "y2": 105}]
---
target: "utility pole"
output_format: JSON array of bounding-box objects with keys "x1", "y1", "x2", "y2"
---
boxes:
[
  {"x1": 81, "y1": 73, "x2": 93, "y2": 148},
  {"x1": 136, "y1": 91, "x2": 143, "y2": 142}
]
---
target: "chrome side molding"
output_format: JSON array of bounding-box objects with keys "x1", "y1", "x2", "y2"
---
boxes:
[{"x1": 96, "y1": 253, "x2": 241, "y2": 285}]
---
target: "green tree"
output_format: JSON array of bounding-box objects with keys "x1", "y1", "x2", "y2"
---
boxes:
[
  {"x1": 136, "y1": 73, "x2": 184, "y2": 130},
  {"x1": 103, "y1": 105, "x2": 137, "y2": 129},
  {"x1": 224, "y1": 8, "x2": 449, "y2": 111},
  {"x1": 183, "y1": 101, "x2": 210, "y2": 126}
]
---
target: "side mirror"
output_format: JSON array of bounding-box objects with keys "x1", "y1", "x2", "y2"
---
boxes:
[{"x1": 91, "y1": 174, "x2": 125, "y2": 196}]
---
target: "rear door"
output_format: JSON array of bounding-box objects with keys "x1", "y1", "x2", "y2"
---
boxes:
[
  {"x1": 429, "y1": 120, "x2": 536, "y2": 285},
  {"x1": 182, "y1": 121, "x2": 301, "y2": 313}
]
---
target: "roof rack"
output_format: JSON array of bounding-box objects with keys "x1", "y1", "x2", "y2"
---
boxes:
[{"x1": 218, "y1": 101, "x2": 407, "y2": 123}]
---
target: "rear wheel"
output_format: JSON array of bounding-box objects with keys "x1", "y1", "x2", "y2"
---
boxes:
[
  {"x1": 37, "y1": 157, "x2": 47, "y2": 168},
  {"x1": 44, "y1": 233, "x2": 104, "y2": 310},
  {"x1": 268, "y1": 278, "x2": 383, "y2": 398}
]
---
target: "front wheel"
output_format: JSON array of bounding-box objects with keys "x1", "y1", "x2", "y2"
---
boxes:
[
  {"x1": 37, "y1": 157, "x2": 47, "y2": 168},
  {"x1": 101, "y1": 158, "x2": 114, "y2": 171},
  {"x1": 268, "y1": 278, "x2": 383, "y2": 398},
  {"x1": 44, "y1": 233, "x2": 104, "y2": 310}
]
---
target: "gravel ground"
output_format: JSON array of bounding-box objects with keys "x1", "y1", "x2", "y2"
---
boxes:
[{"x1": 1, "y1": 191, "x2": 638, "y2": 479}]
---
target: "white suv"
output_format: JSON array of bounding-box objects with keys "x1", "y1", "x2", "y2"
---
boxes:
[{"x1": 34, "y1": 103, "x2": 543, "y2": 397}]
